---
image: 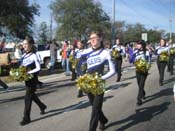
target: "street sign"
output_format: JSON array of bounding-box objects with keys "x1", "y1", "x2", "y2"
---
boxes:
[{"x1": 142, "y1": 33, "x2": 148, "y2": 42}]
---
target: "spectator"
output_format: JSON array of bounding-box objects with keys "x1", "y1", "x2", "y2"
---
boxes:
[
  {"x1": 14, "y1": 44, "x2": 23, "y2": 60},
  {"x1": 49, "y1": 40, "x2": 58, "y2": 72},
  {"x1": 0, "y1": 33, "x2": 6, "y2": 53},
  {"x1": 61, "y1": 41, "x2": 71, "y2": 76}
]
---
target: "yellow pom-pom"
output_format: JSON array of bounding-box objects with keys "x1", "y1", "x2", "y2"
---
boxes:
[
  {"x1": 134, "y1": 59, "x2": 151, "y2": 73},
  {"x1": 76, "y1": 72, "x2": 105, "y2": 95},
  {"x1": 9, "y1": 66, "x2": 33, "y2": 81}
]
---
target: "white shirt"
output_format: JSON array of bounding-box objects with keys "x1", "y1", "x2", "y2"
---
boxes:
[
  {"x1": 21, "y1": 53, "x2": 41, "y2": 74},
  {"x1": 80, "y1": 47, "x2": 115, "y2": 80}
]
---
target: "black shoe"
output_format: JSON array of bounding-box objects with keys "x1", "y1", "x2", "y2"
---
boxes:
[
  {"x1": 77, "y1": 94, "x2": 83, "y2": 98},
  {"x1": 116, "y1": 76, "x2": 121, "y2": 82},
  {"x1": 71, "y1": 78, "x2": 76, "y2": 81},
  {"x1": 40, "y1": 105, "x2": 47, "y2": 115},
  {"x1": 159, "y1": 82, "x2": 163, "y2": 86},
  {"x1": 20, "y1": 118, "x2": 31, "y2": 126},
  {"x1": 136, "y1": 100, "x2": 142, "y2": 106},
  {"x1": 99, "y1": 120, "x2": 108, "y2": 130},
  {"x1": 142, "y1": 96, "x2": 146, "y2": 100},
  {"x1": 38, "y1": 82, "x2": 43, "y2": 88},
  {"x1": 142, "y1": 93, "x2": 146, "y2": 100}
]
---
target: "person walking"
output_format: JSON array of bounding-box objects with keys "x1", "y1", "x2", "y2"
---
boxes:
[
  {"x1": 49, "y1": 40, "x2": 58, "y2": 72},
  {"x1": 168, "y1": 41, "x2": 175, "y2": 75},
  {"x1": 79, "y1": 30, "x2": 115, "y2": 131},
  {"x1": 130, "y1": 40, "x2": 151, "y2": 106},
  {"x1": 75, "y1": 40, "x2": 86, "y2": 97},
  {"x1": 155, "y1": 39, "x2": 169, "y2": 86},
  {"x1": 111, "y1": 37, "x2": 125, "y2": 82},
  {"x1": 20, "y1": 36, "x2": 47, "y2": 126}
]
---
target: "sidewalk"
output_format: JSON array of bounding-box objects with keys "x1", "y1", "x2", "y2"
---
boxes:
[{"x1": 0, "y1": 60, "x2": 134, "y2": 92}]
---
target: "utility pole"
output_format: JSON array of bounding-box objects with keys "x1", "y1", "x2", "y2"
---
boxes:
[
  {"x1": 50, "y1": 13, "x2": 53, "y2": 41},
  {"x1": 169, "y1": 19, "x2": 172, "y2": 42},
  {"x1": 112, "y1": 0, "x2": 115, "y2": 45}
]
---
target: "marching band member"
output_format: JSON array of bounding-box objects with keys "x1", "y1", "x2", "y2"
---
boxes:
[
  {"x1": 69, "y1": 44, "x2": 78, "y2": 81},
  {"x1": 75, "y1": 40, "x2": 85, "y2": 97},
  {"x1": 130, "y1": 40, "x2": 151, "y2": 106},
  {"x1": 167, "y1": 40, "x2": 175, "y2": 75},
  {"x1": 20, "y1": 36, "x2": 47, "y2": 126},
  {"x1": 79, "y1": 30, "x2": 115, "y2": 131},
  {"x1": 111, "y1": 37, "x2": 125, "y2": 82},
  {"x1": 155, "y1": 39, "x2": 169, "y2": 86}
]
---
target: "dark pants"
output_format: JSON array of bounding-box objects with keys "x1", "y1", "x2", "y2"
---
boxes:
[
  {"x1": 115, "y1": 57, "x2": 122, "y2": 79},
  {"x1": 157, "y1": 59, "x2": 167, "y2": 84},
  {"x1": 78, "y1": 89, "x2": 83, "y2": 96},
  {"x1": 0, "y1": 79, "x2": 8, "y2": 90},
  {"x1": 71, "y1": 68, "x2": 77, "y2": 80},
  {"x1": 169, "y1": 55, "x2": 174, "y2": 75},
  {"x1": 87, "y1": 93, "x2": 108, "y2": 131},
  {"x1": 24, "y1": 75, "x2": 46, "y2": 120},
  {"x1": 136, "y1": 71, "x2": 147, "y2": 102}
]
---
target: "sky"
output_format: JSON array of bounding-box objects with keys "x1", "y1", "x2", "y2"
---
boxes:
[{"x1": 30, "y1": 0, "x2": 175, "y2": 33}]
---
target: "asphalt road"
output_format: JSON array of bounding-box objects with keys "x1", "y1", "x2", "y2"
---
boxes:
[{"x1": 0, "y1": 60, "x2": 175, "y2": 131}]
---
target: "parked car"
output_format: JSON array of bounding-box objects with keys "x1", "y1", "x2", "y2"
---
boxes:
[{"x1": 35, "y1": 44, "x2": 62, "y2": 69}]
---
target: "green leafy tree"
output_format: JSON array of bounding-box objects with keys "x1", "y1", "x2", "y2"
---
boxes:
[
  {"x1": 147, "y1": 29, "x2": 163, "y2": 43},
  {"x1": 114, "y1": 21, "x2": 126, "y2": 42},
  {"x1": 0, "y1": 0, "x2": 39, "y2": 39},
  {"x1": 164, "y1": 32, "x2": 175, "y2": 43},
  {"x1": 38, "y1": 22, "x2": 49, "y2": 44},
  {"x1": 124, "y1": 23, "x2": 146, "y2": 42},
  {"x1": 50, "y1": 0, "x2": 110, "y2": 41}
]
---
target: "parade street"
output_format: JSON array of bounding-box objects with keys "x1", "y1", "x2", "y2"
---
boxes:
[{"x1": 0, "y1": 60, "x2": 175, "y2": 131}]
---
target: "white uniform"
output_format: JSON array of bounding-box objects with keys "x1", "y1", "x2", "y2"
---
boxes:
[{"x1": 79, "y1": 47, "x2": 115, "y2": 80}]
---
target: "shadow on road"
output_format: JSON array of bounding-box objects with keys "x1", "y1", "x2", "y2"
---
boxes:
[
  {"x1": 30, "y1": 95, "x2": 114, "y2": 124},
  {"x1": 143, "y1": 87, "x2": 173, "y2": 105},
  {"x1": 106, "y1": 102, "x2": 170, "y2": 131},
  {"x1": 121, "y1": 76, "x2": 136, "y2": 82},
  {"x1": 0, "y1": 90, "x2": 55, "y2": 104},
  {"x1": 163, "y1": 77, "x2": 175, "y2": 85},
  {"x1": 107, "y1": 82, "x2": 131, "y2": 91},
  {"x1": 43, "y1": 78, "x2": 72, "y2": 85}
]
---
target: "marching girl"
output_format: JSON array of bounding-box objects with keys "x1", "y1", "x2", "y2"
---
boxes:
[
  {"x1": 69, "y1": 44, "x2": 78, "y2": 81},
  {"x1": 155, "y1": 39, "x2": 169, "y2": 86},
  {"x1": 20, "y1": 36, "x2": 47, "y2": 126},
  {"x1": 111, "y1": 37, "x2": 125, "y2": 82},
  {"x1": 168, "y1": 41, "x2": 175, "y2": 75},
  {"x1": 75, "y1": 40, "x2": 86, "y2": 97},
  {"x1": 79, "y1": 30, "x2": 115, "y2": 131},
  {"x1": 130, "y1": 40, "x2": 151, "y2": 106}
]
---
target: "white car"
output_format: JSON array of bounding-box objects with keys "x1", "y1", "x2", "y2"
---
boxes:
[{"x1": 36, "y1": 44, "x2": 62, "y2": 69}]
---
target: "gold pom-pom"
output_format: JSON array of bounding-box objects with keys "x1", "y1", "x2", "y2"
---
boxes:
[
  {"x1": 159, "y1": 51, "x2": 169, "y2": 62},
  {"x1": 9, "y1": 66, "x2": 33, "y2": 81},
  {"x1": 76, "y1": 72, "x2": 105, "y2": 95},
  {"x1": 170, "y1": 48, "x2": 175, "y2": 55},
  {"x1": 134, "y1": 59, "x2": 151, "y2": 73},
  {"x1": 69, "y1": 55, "x2": 79, "y2": 69},
  {"x1": 111, "y1": 49, "x2": 120, "y2": 58}
]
